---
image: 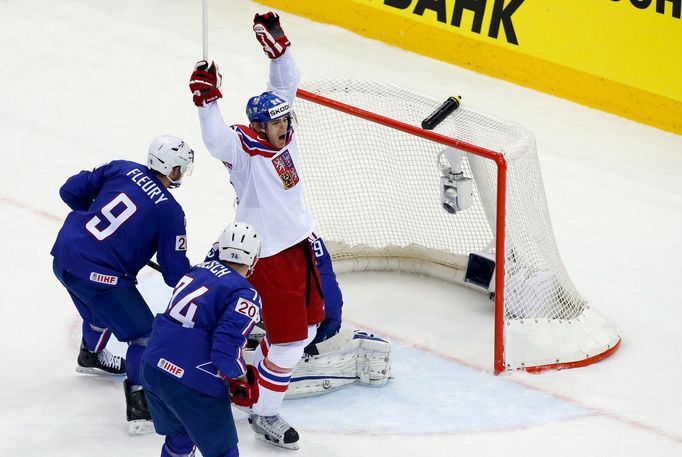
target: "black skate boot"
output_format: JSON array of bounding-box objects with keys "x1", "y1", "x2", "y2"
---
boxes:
[
  {"x1": 123, "y1": 379, "x2": 154, "y2": 435},
  {"x1": 76, "y1": 339, "x2": 125, "y2": 375},
  {"x1": 248, "y1": 413, "x2": 300, "y2": 450}
]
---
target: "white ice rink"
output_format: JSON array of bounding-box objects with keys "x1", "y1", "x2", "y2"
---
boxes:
[{"x1": 1, "y1": 1, "x2": 681, "y2": 456}]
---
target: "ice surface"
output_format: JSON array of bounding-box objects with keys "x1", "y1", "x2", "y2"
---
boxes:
[{"x1": 1, "y1": 1, "x2": 680, "y2": 456}]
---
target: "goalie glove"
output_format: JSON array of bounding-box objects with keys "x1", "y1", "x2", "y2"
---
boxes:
[
  {"x1": 253, "y1": 12, "x2": 290, "y2": 59},
  {"x1": 189, "y1": 60, "x2": 222, "y2": 107},
  {"x1": 223, "y1": 365, "x2": 259, "y2": 408}
]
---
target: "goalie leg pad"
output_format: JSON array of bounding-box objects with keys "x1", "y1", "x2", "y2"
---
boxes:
[
  {"x1": 286, "y1": 329, "x2": 392, "y2": 398},
  {"x1": 353, "y1": 331, "x2": 392, "y2": 387}
]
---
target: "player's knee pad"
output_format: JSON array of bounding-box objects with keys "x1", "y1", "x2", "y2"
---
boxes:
[{"x1": 287, "y1": 329, "x2": 392, "y2": 398}]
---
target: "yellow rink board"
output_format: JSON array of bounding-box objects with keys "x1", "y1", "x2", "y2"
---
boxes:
[{"x1": 258, "y1": 0, "x2": 682, "y2": 135}]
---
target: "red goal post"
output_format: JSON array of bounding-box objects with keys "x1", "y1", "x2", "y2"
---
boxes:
[{"x1": 294, "y1": 80, "x2": 621, "y2": 374}]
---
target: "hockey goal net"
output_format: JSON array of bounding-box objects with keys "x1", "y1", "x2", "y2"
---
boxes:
[{"x1": 294, "y1": 80, "x2": 620, "y2": 374}]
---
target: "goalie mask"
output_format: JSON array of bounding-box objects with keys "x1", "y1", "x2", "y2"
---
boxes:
[
  {"x1": 246, "y1": 91, "x2": 292, "y2": 132},
  {"x1": 219, "y1": 222, "x2": 261, "y2": 277},
  {"x1": 147, "y1": 135, "x2": 195, "y2": 188}
]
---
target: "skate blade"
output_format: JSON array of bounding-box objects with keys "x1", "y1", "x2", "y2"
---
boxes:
[
  {"x1": 75, "y1": 366, "x2": 125, "y2": 376},
  {"x1": 255, "y1": 432, "x2": 300, "y2": 450},
  {"x1": 128, "y1": 419, "x2": 155, "y2": 435}
]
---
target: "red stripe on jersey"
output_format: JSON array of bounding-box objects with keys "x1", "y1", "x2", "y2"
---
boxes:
[
  {"x1": 236, "y1": 357, "x2": 246, "y2": 375},
  {"x1": 232, "y1": 125, "x2": 294, "y2": 159},
  {"x1": 94, "y1": 329, "x2": 110, "y2": 352},
  {"x1": 242, "y1": 320, "x2": 256, "y2": 338},
  {"x1": 233, "y1": 125, "x2": 277, "y2": 158}
]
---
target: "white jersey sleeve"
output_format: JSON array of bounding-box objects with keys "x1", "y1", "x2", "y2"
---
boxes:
[
  {"x1": 197, "y1": 50, "x2": 315, "y2": 258},
  {"x1": 197, "y1": 103, "x2": 245, "y2": 172},
  {"x1": 266, "y1": 50, "x2": 300, "y2": 106}
]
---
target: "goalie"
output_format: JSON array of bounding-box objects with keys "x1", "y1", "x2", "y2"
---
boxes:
[{"x1": 205, "y1": 233, "x2": 392, "y2": 399}]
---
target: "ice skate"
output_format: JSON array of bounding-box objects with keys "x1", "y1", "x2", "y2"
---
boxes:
[
  {"x1": 76, "y1": 340, "x2": 126, "y2": 375},
  {"x1": 123, "y1": 379, "x2": 154, "y2": 435},
  {"x1": 248, "y1": 414, "x2": 299, "y2": 450}
]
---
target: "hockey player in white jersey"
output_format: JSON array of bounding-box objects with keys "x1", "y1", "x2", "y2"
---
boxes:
[
  {"x1": 190, "y1": 11, "x2": 321, "y2": 451},
  {"x1": 189, "y1": 12, "x2": 391, "y2": 448}
]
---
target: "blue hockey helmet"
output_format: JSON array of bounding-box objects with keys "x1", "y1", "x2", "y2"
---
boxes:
[{"x1": 246, "y1": 91, "x2": 292, "y2": 126}]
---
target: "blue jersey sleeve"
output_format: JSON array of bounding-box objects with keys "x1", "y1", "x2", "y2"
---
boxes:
[
  {"x1": 211, "y1": 287, "x2": 262, "y2": 379},
  {"x1": 59, "y1": 164, "x2": 108, "y2": 211},
  {"x1": 156, "y1": 207, "x2": 191, "y2": 287}
]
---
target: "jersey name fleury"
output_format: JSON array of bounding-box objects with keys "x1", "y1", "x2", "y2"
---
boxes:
[{"x1": 126, "y1": 168, "x2": 169, "y2": 204}]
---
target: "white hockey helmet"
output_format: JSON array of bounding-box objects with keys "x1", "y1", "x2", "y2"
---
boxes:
[
  {"x1": 218, "y1": 222, "x2": 261, "y2": 276},
  {"x1": 147, "y1": 135, "x2": 194, "y2": 188}
]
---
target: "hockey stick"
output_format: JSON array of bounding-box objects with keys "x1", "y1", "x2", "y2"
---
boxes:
[
  {"x1": 146, "y1": 260, "x2": 162, "y2": 273},
  {"x1": 202, "y1": 0, "x2": 208, "y2": 60}
]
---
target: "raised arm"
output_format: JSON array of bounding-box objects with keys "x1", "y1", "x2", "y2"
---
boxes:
[
  {"x1": 189, "y1": 61, "x2": 242, "y2": 167},
  {"x1": 196, "y1": 102, "x2": 240, "y2": 163},
  {"x1": 267, "y1": 51, "x2": 300, "y2": 106},
  {"x1": 253, "y1": 12, "x2": 300, "y2": 105}
]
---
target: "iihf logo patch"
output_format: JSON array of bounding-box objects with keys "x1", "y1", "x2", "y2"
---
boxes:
[
  {"x1": 157, "y1": 358, "x2": 184, "y2": 378},
  {"x1": 89, "y1": 272, "x2": 118, "y2": 285},
  {"x1": 271, "y1": 149, "x2": 299, "y2": 190}
]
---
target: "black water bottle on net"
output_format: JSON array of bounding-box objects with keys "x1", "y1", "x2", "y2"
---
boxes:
[{"x1": 421, "y1": 95, "x2": 462, "y2": 130}]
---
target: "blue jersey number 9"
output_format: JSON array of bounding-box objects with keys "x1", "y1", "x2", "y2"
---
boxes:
[{"x1": 85, "y1": 193, "x2": 137, "y2": 240}]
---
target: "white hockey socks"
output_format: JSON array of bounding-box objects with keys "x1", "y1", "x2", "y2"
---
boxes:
[{"x1": 251, "y1": 326, "x2": 316, "y2": 416}]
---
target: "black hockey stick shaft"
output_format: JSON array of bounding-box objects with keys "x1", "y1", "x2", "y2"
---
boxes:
[{"x1": 146, "y1": 260, "x2": 162, "y2": 272}]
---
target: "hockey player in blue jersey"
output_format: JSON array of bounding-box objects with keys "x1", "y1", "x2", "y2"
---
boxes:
[
  {"x1": 306, "y1": 235, "x2": 343, "y2": 345},
  {"x1": 206, "y1": 232, "x2": 392, "y2": 399},
  {"x1": 141, "y1": 222, "x2": 262, "y2": 457},
  {"x1": 51, "y1": 135, "x2": 194, "y2": 433}
]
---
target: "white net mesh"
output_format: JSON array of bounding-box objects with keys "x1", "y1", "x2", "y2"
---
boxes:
[{"x1": 294, "y1": 80, "x2": 618, "y2": 370}]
